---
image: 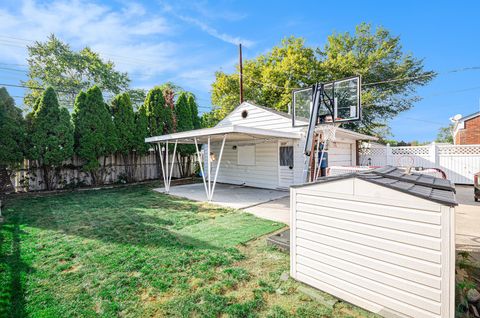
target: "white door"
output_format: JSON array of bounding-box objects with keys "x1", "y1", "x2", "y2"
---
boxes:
[{"x1": 278, "y1": 141, "x2": 294, "y2": 188}]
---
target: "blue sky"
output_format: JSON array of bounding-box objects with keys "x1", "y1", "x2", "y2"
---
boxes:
[{"x1": 0, "y1": 0, "x2": 479, "y2": 141}]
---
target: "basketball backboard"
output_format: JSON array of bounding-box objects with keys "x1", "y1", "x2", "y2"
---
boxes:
[{"x1": 292, "y1": 76, "x2": 361, "y2": 127}]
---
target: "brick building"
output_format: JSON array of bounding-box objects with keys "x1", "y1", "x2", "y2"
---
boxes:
[{"x1": 453, "y1": 111, "x2": 480, "y2": 144}]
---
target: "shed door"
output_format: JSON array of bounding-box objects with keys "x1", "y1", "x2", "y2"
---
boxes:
[{"x1": 278, "y1": 141, "x2": 294, "y2": 188}]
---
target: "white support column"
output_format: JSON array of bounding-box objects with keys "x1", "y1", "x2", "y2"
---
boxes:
[
  {"x1": 158, "y1": 142, "x2": 167, "y2": 190},
  {"x1": 166, "y1": 140, "x2": 169, "y2": 191},
  {"x1": 168, "y1": 140, "x2": 178, "y2": 187},
  {"x1": 194, "y1": 137, "x2": 209, "y2": 199},
  {"x1": 207, "y1": 136, "x2": 211, "y2": 200},
  {"x1": 209, "y1": 134, "x2": 227, "y2": 201}
]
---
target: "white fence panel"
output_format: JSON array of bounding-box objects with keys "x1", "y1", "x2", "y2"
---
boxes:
[{"x1": 360, "y1": 143, "x2": 480, "y2": 184}]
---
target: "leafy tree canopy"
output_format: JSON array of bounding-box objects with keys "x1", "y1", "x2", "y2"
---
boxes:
[
  {"x1": 28, "y1": 87, "x2": 74, "y2": 166},
  {"x1": 24, "y1": 34, "x2": 130, "y2": 109},
  {"x1": 210, "y1": 23, "x2": 434, "y2": 136},
  {"x1": 175, "y1": 92, "x2": 195, "y2": 156},
  {"x1": 27, "y1": 87, "x2": 74, "y2": 189},
  {"x1": 111, "y1": 93, "x2": 136, "y2": 155},
  {"x1": 72, "y1": 86, "x2": 117, "y2": 173},
  {"x1": 436, "y1": 124, "x2": 454, "y2": 144},
  {"x1": 143, "y1": 87, "x2": 167, "y2": 136},
  {"x1": 187, "y1": 93, "x2": 201, "y2": 129},
  {"x1": 0, "y1": 87, "x2": 25, "y2": 167}
]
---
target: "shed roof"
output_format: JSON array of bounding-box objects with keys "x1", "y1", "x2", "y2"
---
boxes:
[{"x1": 293, "y1": 166, "x2": 457, "y2": 206}]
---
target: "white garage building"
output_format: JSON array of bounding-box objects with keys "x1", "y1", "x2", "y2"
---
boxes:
[{"x1": 146, "y1": 101, "x2": 377, "y2": 199}]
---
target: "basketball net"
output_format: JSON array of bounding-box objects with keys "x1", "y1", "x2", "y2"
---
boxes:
[{"x1": 313, "y1": 122, "x2": 340, "y2": 181}]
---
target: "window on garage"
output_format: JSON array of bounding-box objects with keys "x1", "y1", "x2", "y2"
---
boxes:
[{"x1": 279, "y1": 146, "x2": 294, "y2": 167}]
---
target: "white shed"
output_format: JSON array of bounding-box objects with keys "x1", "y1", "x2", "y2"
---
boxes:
[{"x1": 290, "y1": 166, "x2": 457, "y2": 318}]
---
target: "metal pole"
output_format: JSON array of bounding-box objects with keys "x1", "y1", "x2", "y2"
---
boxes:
[
  {"x1": 194, "y1": 137, "x2": 208, "y2": 198},
  {"x1": 239, "y1": 43, "x2": 244, "y2": 104},
  {"x1": 207, "y1": 136, "x2": 211, "y2": 200},
  {"x1": 166, "y1": 140, "x2": 169, "y2": 191},
  {"x1": 158, "y1": 143, "x2": 167, "y2": 191},
  {"x1": 168, "y1": 140, "x2": 178, "y2": 188},
  {"x1": 210, "y1": 134, "x2": 227, "y2": 201}
]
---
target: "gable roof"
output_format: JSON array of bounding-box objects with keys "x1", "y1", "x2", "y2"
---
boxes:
[
  {"x1": 217, "y1": 101, "x2": 377, "y2": 141},
  {"x1": 292, "y1": 166, "x2": 457, "y2": 206}
]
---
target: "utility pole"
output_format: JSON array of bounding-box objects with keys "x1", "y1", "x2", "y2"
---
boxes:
[{"x1": 239, "y1": 43, "x2": 244, "y2": 104}]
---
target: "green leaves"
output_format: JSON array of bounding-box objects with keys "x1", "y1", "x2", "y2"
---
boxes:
[
  {"x1": 143, "y1": 87, "x2": 167, "y2": 137},
  {"x1": 73, "y1": 86, "x2": 116, "y2": 173},
  {"x1": 28, "y1": 87, "x2": 74, "y2": 167},
  {"x1": 111, "y1": 93, "x2": 136, "y2": 156},
  {"x1": 175, "y1": 92, "x2": 195, "y2": 156},
  {"x1": 0, "y1": 87, "x2": 25, "y2": 167},
  {"x1": 24, "y1": 34, "x2": 130, "y2": 109},
  {"x1": 26, "y1": 87, "x2": 74, "y2": 189},
  {"x1": 210, "y1": 24, "x2": 435, "y2": 137}
]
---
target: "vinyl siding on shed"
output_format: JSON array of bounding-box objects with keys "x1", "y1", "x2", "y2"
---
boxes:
[{"x1": 290, "y1": 178, "x2": 455, "y2": 318}]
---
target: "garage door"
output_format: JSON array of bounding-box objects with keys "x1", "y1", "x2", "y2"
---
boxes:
[{"x1": 328, "y1": 142, "x2": 353, "y2": 166}]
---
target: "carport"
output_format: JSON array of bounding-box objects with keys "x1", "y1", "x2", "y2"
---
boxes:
[{"x1": 145, "y1": 125, "x2": 301, "y2": 202}]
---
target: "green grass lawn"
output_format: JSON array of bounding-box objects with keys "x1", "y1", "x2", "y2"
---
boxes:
[{"x1": 0, "y1": 183, "x2": 374, "y2": 317}]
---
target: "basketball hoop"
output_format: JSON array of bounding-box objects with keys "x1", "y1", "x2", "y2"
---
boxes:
[{"x1": 317, "y1": 123, "x2": 340, "y2": 144}]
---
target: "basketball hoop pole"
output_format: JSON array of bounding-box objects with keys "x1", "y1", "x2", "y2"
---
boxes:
[{"x1": 303, "y1": 83, "x2": 336, "y2": 182}]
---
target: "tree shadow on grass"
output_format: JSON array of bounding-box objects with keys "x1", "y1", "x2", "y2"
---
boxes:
[
  {"x1": 0, "y1": 221, "x2": 36, "y2": 318},
  {"x1": 4, "y1": 189, "x2": 223, "y2": 251}
]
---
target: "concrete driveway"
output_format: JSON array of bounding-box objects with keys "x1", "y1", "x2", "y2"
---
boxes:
[
  {"x1": 455, "y1": 185, "x2": 480, "y2": 251},
  {"x1": 154, "y1": 183, "x2": 288, "y2": 210}
]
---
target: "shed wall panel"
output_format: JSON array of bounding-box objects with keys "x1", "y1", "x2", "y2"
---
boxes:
[{"x1": 290, "y1": 178, "x2": 455, "y2": 318}]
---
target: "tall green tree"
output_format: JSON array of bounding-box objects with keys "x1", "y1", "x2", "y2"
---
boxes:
[
  {"x1": 175, "y1": 92, "x2": 195, "y2": 177},
  {"x1": 27, "y1": 87, "x2": 74, "y2": 190},
  {"x1": 0, "y1": 88, "x2": 25, "y2": 192},
  {"x1": 210, "y1": 24, "x2": 434, "y2": 136},
  {"x1": 134, "y1": 106, "x2": 150, "y2": 156},
  {"x1": 142, "y1": 86, "x2": 175, "y2": 179},
  {"x1": 143, "y1": 87, "x2": 166, "y2": 137},
  {"x1": 24, "y1": 34, "x2": 130, "y2": 109},
  {"x1": 73, "y1": 86, "x2": 117, "y2": 185},
  {"x1": 111, "y1": 93, "x2": 137, "y2": 182},
  {"x1": 436, "y1": 124, "x2": 454, "y2": 144},
  {"x1": 187, "y1": 93, "x2": 201, "y2": 129}
]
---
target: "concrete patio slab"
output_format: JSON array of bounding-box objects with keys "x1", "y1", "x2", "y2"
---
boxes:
[
  {"x1": 244, "y1": 196, "x2": 290, "y2": 224},
  {"x1": 455, "y1": 185, "x2": 480, "y2": 252},
  {"x1": 154, "y1": 183, "x2": 288, "y2": 210}
]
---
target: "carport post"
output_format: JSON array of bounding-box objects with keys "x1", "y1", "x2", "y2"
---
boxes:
[
  {"x1": 168, "y1": 140, "x2": 178, "y2": 189},
  {"x1": 157, "y1": 142, "x2": 167, "y2": 191},
  {"x1": 166, "y1": 140, "x2": 169, "y2": 191},
  {"x1": 207, "y1": 136, "x2": 211, "y2": 200},
  {"x1": 194, "y1": 137, "x2": 209, "y2": 198},
  {"x1": 209, "y1": 134, "x2": 227, "y2": 201},
  {"x1": 158, "y1": 140, "x2": 177, "y2": 193}
]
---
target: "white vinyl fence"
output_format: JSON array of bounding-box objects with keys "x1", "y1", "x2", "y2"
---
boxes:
[
  {"x1": 11, "y1": 151, "x2": 195, "y2": 192},
  {"x1": 359, "y1": 143, "x2": 480, "y2": 184}
]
